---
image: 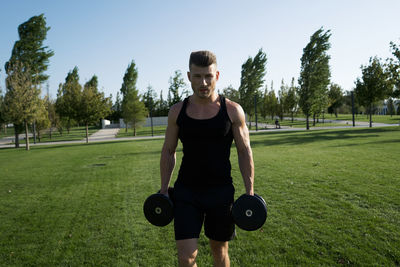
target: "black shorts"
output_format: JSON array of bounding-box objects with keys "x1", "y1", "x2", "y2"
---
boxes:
[{"x1": 173, "y1": 182, "x2": 235, "y2": 242}]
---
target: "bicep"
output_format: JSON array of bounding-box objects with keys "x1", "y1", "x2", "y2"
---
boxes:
[{"x1": 231, "y1": 106, "x2": 251, "y2": 153}]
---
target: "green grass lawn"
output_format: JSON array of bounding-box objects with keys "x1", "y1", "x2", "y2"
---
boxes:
[
  {"x1": 0, "y1": 127, "x2": 399, "y2": 266},
  {"x1": 2, "y1": 126, "x2": 100, "y2": 144},
  {"x1": 117, "y1": 125, "x2": 167, "y2": 138},
  {"x1": 326, "y1": 114, "x2": 400, "y2": 124}
]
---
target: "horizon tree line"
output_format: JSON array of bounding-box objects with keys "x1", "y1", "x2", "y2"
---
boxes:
[{"x1": 1, "y1": 15, "x2": 400, "y2": 150}]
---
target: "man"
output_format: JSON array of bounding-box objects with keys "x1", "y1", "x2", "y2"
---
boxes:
[{"x1": 160, "y1": 50, "x2": 254, "y2": 267}]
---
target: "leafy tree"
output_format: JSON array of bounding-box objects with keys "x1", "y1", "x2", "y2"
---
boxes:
[
  {"x1": 222, "y1": 85, "x2": 240, "y2": 103},
  {"x1": 108, "y1": 92, "x2": 122, "y2": 123},
  {"x1": 155, "y1": 90, "x2": 169, "y2": 116},
  {"x1": 79, "y1": 75, "x2": 112, "y2": 143},
  {"x1": 327, "y1": 83, "x2": 344, "y2": 117},
  {"x1": 168, "y1": 70, "x2": 186, "y2": 106},
  {"x1": 120, "y1": 61, "x2": 147, "y2": 135},
  {"x1": 238, "y1": 49, "x2": 267, "y2": 128},
  {"x1": 34, "y1": 98, "x2": 50, "y2": 142},
  {"x1": 4, "y1": 14, "x2": 53, "y2": 148},
  {"x1": 0, "y1": 80, "x2": 6, "y2": 134},
  {"x1": 142, "y1": 85, "x2": 157, "y2": 115},
  {"x1": 278, "y1": 79, "x2": 289, "y2": 120},
  {"x1": 56, "y1": 67, "x2": 81, "y2": 133},
  {"x1": 5, "y1": 14, "x2": 54, "y2": 83},
  {"x1": 286, "y1": 78, "x2": 299, "y2": 122},
  {"x1": 386, "y1": 98, "x2": 395, "y2": 116},
  {"x1": 354, "y1": 57, "x2": 392, "y2": 127},
  {"x1": 298, "y1": 27, "x2": 331, "y2": 130},
  {"x1": 4, "y1": 62, "x2": 42, "y2": 150},
  {"x1": 388, "y1": 41, "x2": 400, "y2": 98},
  {"x1": 122, "y1": 90, "x2": 147, "y2": 136},
  {"x1": 44, "y1": 93, "x2": 59, "y2": 140},
  {"x1": 265, "y1": 83, "x2": 278, "y2": 120},
  {"x1": 259, "y1": 86, "x2": 268, "y2": 120}
]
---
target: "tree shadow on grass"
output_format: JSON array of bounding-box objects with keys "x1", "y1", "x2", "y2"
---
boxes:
[{"x1": 249, "y1": 127, "x2": 399, "y2": 148}]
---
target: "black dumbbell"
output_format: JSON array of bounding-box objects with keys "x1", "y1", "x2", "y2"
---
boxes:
[
  {"x1": 143, "y1": 187, "x2": 174, "y2": 227},
  {"x1": 232, "y1": 193, "x2": 267, "y2": 231}
]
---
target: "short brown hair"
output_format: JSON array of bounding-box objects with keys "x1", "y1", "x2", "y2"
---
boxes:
[{"x1": 189, "y1": 50, "x2": 217, "y2": 70}]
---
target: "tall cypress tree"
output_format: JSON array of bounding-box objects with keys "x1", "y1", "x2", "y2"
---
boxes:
[
  {"x1": 238, "y1": 49, "x2": 267, "y2": 128},
  {"x1": 4, "y1": 14, "x2": 53, "y2": 149},
  {"x1": 298, "y1": 27, "x2": 331, "y2": 130},
  {"x1": 120, "y1": 60, "x2": 147, "y2": 135}
]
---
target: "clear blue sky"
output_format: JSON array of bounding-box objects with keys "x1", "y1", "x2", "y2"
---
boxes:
[{"x1": 1, "y1": 0, "x2": 399, "y2": 101}]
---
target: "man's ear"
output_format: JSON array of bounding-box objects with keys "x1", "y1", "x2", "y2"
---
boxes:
[
  {"x1": 216, "y1": 70, "x2": 220, "y2": 81},
  {"x1": 187, "y1": 71, "x2": 191, "y2": 81}
]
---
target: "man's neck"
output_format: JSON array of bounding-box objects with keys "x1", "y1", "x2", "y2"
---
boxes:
[{"x1": 190, "y1": 93, "x2": 219, "y2": 105}]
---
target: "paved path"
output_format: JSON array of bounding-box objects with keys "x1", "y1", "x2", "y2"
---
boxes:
[{"x1": 0, "y1": 123, "x2": 398, "y2": 149}]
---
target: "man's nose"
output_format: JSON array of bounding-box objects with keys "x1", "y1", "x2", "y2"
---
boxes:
[{"x1": 201, "y1": 77, "x2": 207, "y2": 86}]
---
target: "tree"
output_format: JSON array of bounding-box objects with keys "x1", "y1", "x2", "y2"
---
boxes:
[
  {"x1": 298, "y1": 27, "x2": 331, "y2": 130},
  {"x1": 327, "y1": 83, "x2": 344, "y2": 117},
  {"x1": 168, "y1": 70, "x2": 186, "y2": 107},
  {"x1": 5, "y1": 14, "x2": 54, "y2": 83},
  {"x1": 108, "y1": 92, "x2": 122, "y2": 123},
  {"x1": 4, "y1": 14, "x2": 53, "y2": 148},
  {"x1": 120, "y1": 61, "x2": 147, "y2": 135},
  {"x1": 238, "y1": 49, "x2": 267, "y2": 128},
  {"x1": 142, "y1": 85, "x2": 157, "y2": 115},
  {"x1": 155, "y1": 90, "x2": 169, "y2": 116},
  {"x1": 4, "y1": 62, "x2": 42, "y2": 150},
  {"x1": 79, "y1": 75, "x2": 112, "y2": 143},
  {"x1": 265, "y1": 83, "x2": 278, "y2": 120},
  {"x1": 354, "y1": 57, "x2": 392, "y2": 127},
  {"x1": 33, "y1": 98, "x2": 50, "y2": 142},
  {"x1": 122, "y1": 90, "x2": 147, "y2": 136},
  {"x1": 388, "y1": 41, "x2": 400, "y2": 98},
  {"x1": 387, "y1": 98, "x2": 395, "y2": 116},
  {"x1": 278, "y1": 79, "x2": 289, "y2": 120},
  {"x1": 0, "y1": 77, "x2": 6, "y2": 134},
  {"x1": 222, "y1": 85, "x2": 240, "y2": 103},
  {"x1": 286, "y1": 77, "x2": 299, "y2": 122},
  {"x1": 56, "y1": 67, "x2": 81, "y2": 133}
]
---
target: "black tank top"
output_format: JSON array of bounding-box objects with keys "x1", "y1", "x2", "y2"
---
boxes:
[{"x1": 176, "y1": 95, "x2": 234, "y2": 188}]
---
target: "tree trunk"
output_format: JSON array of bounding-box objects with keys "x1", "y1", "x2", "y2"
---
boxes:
[
  {"x1": 67, "y1": 119, "x2": 71, "y2": 134},
  {"x1": 369, "y1": 104, "x2": 372, "y2": 128},
  {"x1": 313, "y1": 114, "x2": 316, "y2": 126},
  {"x1": 14, "y1": 126, "x2": 20, "y2": 148},
  {"x1": 25, "y1": 121, "x2": 30, "y2": 150},
  {"x1": 86, "y1": 123, "x2": 89, "y2": 143},
  {"x1": 49, "y1": 127, "x2": 52, "y2": 140},
  {"x1": 306, "y1": 114, "x2": 310, "y2": 130},
  {"x1": 291, "y1": 113, "x2": 294, "y2": 123}
]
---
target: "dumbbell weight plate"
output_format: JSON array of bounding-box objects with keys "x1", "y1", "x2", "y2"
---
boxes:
[
  {"x1": 232, "y1": 194, "x2": 267, "y2": 231},
  {"x1": 143, "y1": 193, "x2": 174, "y2": 227}
]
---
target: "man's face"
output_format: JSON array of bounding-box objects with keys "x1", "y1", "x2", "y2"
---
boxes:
[{"x1": 187, "y1": 64, "x2": 219, "y2": 99}]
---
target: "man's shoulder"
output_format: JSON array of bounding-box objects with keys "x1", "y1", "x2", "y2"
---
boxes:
[
  {"x1": 168, "y1": 101, "x2": 184, "y2": 121},
  {"x1": 225, "y1": 98, "x2": 245, "y2": 123}
]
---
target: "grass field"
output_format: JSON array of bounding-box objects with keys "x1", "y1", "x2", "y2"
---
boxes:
[
  {"x1": 117, "y1": 125, "x2": 167, "y2": 138},
  {"x1": 0, "y1": 127, "x2": 399, "y2": 266},
  {"x1": 1, "y1": 126, "x2": 100, "y2": 144}
]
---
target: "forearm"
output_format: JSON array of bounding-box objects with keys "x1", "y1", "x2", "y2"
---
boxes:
[
  {"x1": 238, "y1": 147, "x2": 254, "y2": 195},
  {"x1": 160, "y1": 148, "x2": 176, "y2": 194}
]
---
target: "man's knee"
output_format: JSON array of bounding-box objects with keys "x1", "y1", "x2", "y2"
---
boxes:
[
  {"x1": 210, "y1": 240, "x2": 229, "y2": 262},
  {"x1": 178, "y1": 252, "x2": 197, "y2": 267},
  {"x1": 177, "y1": 239, "x2": 198, "y2": 267}
]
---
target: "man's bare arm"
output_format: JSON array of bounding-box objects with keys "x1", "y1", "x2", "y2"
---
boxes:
[
  {"x1": 228, "y1": 100, "x2": 254, "y2": 195},
  {"x1": 160, "y1": 103, "x2": 181, "y2": 195}
]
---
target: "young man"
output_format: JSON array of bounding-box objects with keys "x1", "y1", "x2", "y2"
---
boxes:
[{"x1": 160, "y1": 51, "x2": 254, "y2": 267}]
